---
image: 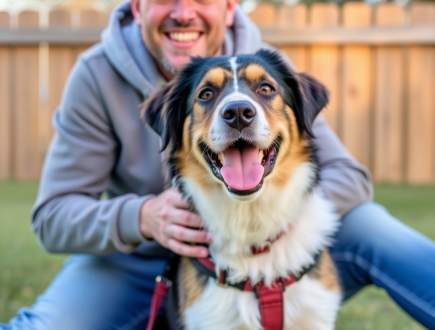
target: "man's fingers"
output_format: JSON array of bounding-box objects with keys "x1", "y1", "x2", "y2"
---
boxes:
[
  {"x1": 167, "y1": 239, "x2": 209, "y2": 258},
  {"x1": 170, "y1": 209, "x2": 203, "y2": 228},
  {"x1": 168, "y1": 224, "x2": 211, "y2": 244},
  {"x1": 168, "y1": 189, "x2": 190, "y2": 209}
]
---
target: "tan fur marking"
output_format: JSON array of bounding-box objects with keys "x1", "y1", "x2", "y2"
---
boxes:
[
  {"x1": 309, "y1": 250, "x2": 340, "y2": 293},
  {"x1": 178, "y1": 257, "x2": 208, "y2": 317},
  {"x1": 265, "y1": 104, "x2": 310, "y2": 189},
  {"x1": 243, "y1": 64, "x2": 267, "y2": 82},
  {"x1": 176, "y1": 104, "x2": 222, "y2": 193},
  {"x1": 202, "y1": 67, "x2": 228, "y2": 88}
]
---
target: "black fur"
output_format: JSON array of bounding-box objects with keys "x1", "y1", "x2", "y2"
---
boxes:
[
  {"x1": 143, "y1": 49, "x2": 329, "y2": 152},
  {"x1": 250, "y1": 49, "x2": 329, "y2": 137}
]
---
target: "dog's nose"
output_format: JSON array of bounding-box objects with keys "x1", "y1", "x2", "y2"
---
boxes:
[{"x1": 221, "y1": 101, "x2": 256, "y2": 131}]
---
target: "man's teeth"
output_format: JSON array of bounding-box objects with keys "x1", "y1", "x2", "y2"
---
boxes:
[{"x1": 169, "y1": 32, "x2": 200, "y2": 42}]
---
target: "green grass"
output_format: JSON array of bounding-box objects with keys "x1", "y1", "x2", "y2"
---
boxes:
[
  {"x1": 0, "y1": 182, "x2": 67, "y2": 321},
  {"x1": 0, "y1": 182, "x2": 434, "y2": 328}
]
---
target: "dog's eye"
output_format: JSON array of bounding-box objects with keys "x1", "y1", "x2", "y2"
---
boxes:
[
  {"x1": 199, "y1": 89, "x2": 214, "y2": 100},
  {"x1": 258, "y1": 84, "x2": 274, "y2": 95}
]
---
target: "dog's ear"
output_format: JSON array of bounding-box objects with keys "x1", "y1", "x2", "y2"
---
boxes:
[
  {"x1": 143, "y1": 58, "x2": 206, "y2": 151},
  {"x1": 255, "y1": 49, "x2": 329, "y2": 137},
  {"x1": 143, "y1": 78, "x2": 190, "y2": 151},
  {"x1": 143, "y1": 82, "x2": 173, "y2": 149}
]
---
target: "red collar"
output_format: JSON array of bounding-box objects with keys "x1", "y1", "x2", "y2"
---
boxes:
[{"x1": 250, "y1": 231, "x2": 285, "y2": 255}]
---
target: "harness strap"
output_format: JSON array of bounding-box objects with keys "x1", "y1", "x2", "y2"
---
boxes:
[
  {"x1": 190, "y1": 252, "x2": 322, "y2": 330},
  {"x1": 146, "y1": 248, "x2": 322, "y2": 330},
  {"x1": 145, "y1": 253, "x2": 180, "y2": 330},
  {"x1": 191, "y1": 251, "x2": 321, "y2": 290},
  {"x1": 255, "y1": 281, "x2": 285, "y2": 330},
  {"x1": 146, "y1": 276, "x2": 170, "y2": 330}
]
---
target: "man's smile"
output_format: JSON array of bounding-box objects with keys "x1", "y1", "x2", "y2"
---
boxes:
[{"x1": 167, "y1": 31, "x2": 202, "y2": 42}]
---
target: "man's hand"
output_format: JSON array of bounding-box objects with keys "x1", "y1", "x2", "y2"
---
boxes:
[{"x1": 140, "y1": 189, "x2": 211, "y2": 258}]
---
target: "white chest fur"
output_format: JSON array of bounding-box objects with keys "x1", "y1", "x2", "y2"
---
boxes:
[
  {"x1": 181, "y1": 164, "x2": 341, "y2": 330},
  {"x1": 184, "y1": 275, "x2": 341, "y2": 330}
]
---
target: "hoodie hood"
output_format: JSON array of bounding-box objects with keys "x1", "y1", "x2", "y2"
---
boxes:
[{"x1": 101, "y1": 1, "x2": 263, "y2": 98}]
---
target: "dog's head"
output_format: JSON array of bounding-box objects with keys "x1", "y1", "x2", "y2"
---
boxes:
[{"x1": 144, "y1": 50, "x2": 328, "y2": 201}]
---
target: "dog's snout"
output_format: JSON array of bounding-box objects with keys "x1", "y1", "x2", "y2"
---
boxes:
[{"x1": 221, "y1": 101, "x2": 256, "y2": 131}]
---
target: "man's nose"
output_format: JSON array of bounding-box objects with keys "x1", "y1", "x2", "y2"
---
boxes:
[{"x1": 170, "y1": 0, "x2": 197, "y2": 24}]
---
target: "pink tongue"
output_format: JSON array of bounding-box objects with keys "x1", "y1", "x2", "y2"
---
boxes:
[{"x1": 221, "y1": 145, "x2": 264, "y2": 191}]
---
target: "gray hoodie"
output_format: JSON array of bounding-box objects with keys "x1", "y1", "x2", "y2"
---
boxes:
[{"x1": 31, "y1": 1, "x2": 372, "y2": 256}]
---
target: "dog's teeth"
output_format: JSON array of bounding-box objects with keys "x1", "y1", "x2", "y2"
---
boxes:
[
  {"x1": 259, "y1": 150, "x2": 263, "y2": 163},
  {"x1": 218, "y1": 153, "x2": 224, "y2": 165}
]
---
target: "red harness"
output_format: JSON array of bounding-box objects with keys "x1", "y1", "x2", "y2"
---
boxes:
[{"x1": 145, "y1": 236, "x2": 321, "y2": 330}]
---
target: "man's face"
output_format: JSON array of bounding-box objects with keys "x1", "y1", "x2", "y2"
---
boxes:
[{"x1": 131, "y1": 0, "x2": 237, "y2": 76}]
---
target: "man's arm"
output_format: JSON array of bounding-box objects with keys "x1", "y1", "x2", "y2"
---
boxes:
[
  {"x1": 312, "y1": 115, "x2": 373, "y2": 216},
  {"x1": 32, "y1": 55, "x2": 211, "y2": 257},
  {"x1": 31, "y1": 57, "x2": 150, "y2": 254}
]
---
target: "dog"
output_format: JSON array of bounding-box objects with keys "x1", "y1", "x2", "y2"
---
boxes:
[{"x1": 144, "y1": 49, "x2": 341, "y2": 330}]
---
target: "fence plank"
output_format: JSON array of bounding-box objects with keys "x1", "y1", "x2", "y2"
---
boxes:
[
  {"x1": 410, "y1": 2, "x2": 435, "y2": 26},
  {"x1": 13, "y1": 11, "x2": 40, "y2": 180},
  {"x1": 310, "y1": 3, "x2": 339, "y2": 28},
  {"x1": 277, "y1": 4, "x2": 306, "y2": 28},
  {"x1": 341, "y1": 3, "x2": 373, "y2": 170},
  {"x1": 406, "y1": 4, "x2": 435, "y2": 183},
  {"x1": 80, "y1": 9, "x2": 110, "y2": 28},
  {"x1": 49, "y1": 9, "x2": 72, "y2": 27},
  {"x1": 0, "y1": 12, "x2": 10, "y2": 178},
  {"x1": 249, "y1": 3, "x2": 276, "y2": 28},
  {"x1": 373, "y1": 4, "x2": 405, "y2": 183},
  {"x1": 18, "y1": 11, "x2": 39, "y2": 28},
  {"x1": 308, "y1": 3, "x2": 340, "y2": 133},
  {"x1": 0, "y1": 11, "x2": 9, "y2": 28},
  {"x1": 0, "y1": 46, "x2": 11, "y2": 179},
  {"x1": 279, "y1": 4, "x2": 307, "y2": 71}
]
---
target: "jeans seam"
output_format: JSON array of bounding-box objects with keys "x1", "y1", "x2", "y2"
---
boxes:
[{"x1": 331, "y1": 252, "x2": 435, "y2": 319}]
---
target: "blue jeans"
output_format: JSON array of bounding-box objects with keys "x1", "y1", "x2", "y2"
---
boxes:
[{"x1": 2, "y1": 203, "x2": 435, "y2": 330}]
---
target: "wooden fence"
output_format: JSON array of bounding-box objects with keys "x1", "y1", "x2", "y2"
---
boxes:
[{"x1": 0, "y1": 3, "x2": 435, "y2": 183}]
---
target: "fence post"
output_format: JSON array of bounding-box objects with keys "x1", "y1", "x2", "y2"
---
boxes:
[
  {"x1": 278, "y1": 4, "x2": 308, "y2": 71},
  {"x1": 373, "y1": 3, "x2": 405, "y2": 183},
  {"x1": 341, "y1": 3, "x2": 373, "y2": 171},
  {"x1": 0, "y1": 11, "x2": 11, "y2": 179},
  {"x1": 406, "y1": 3, "x2": 435, "y2": 183},
  {"x1": 13, "y1": 11, "x2": 41, "y2": 180},
  {"x1": 308, "y1": 3, "x2": 340, "y2": 133}
]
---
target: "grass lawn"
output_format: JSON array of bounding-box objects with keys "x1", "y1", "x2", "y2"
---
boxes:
[{"x1": 0, "y1": 181, "x2": 434, "y2": 328}]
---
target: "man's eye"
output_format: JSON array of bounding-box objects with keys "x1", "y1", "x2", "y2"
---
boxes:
[
  {"x1": 258, "y1": 84, "x2": 274, "y2": 95},
  {"x1": 199, "y1": 89, "x2": 214, "y2": 100}
]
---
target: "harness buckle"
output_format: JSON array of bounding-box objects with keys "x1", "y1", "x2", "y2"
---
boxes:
[
  {"x1": 280, "y1": 278, "x2": 286, "y2": 292},
  {"x1": 216, "y1": 269, "x2": 229, "y2": 288},
  {"x1": 156, "y1": 275, "x2": 172, "y2": 287}
]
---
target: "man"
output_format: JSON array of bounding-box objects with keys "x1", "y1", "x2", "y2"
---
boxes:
[{"x1": 2, "y1": 0, "x2": 434, "y2": 329}]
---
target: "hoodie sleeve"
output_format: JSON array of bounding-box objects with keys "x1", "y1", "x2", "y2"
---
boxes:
[
  {"x1": 312, "y1": 116, "x2": 373, "y2": 216},
  {"x1": 31, "y1": 57, "x2": 151, "y2": 254}
]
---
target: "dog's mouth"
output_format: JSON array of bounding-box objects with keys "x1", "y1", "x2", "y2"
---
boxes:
[{"x1": 201, "y1": 138, "x2": 281, "y2": 196}]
